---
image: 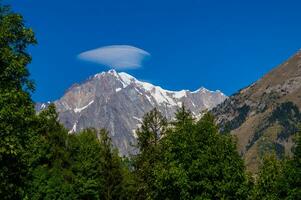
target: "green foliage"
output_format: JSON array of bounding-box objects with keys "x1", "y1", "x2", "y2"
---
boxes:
[
  {"x1": 252, "y1": 154, "x2": 283, "y2": 200},
  {"x1": 134, "y1": 108, "x2": 168, "y2": 199},
  {"x1": 69, "y1": 128, "x2": 132, "y2": 200},
  {"x1": 134, "y1": 106, "x2": 251, "y2": 200},
  {"x1": 1, "y1": 3, "x2": 301, "y2": 199},
  {"x1": 269, "y1": 102, "x2": 301, "y2": 140},
  {"x1": 69, "y1": 128, "x2": 104, "y2": 199},
  {"x1": 0, "y1": 3, "x2": 36, "y2": 92},
  {"x1": 223, "y1": 104, "x2": 250, "y2": 133},
  {"x1": 279, "y1": 132, "x2": 301, "y2": 199},
  {"x1": 154, "y1": 112, "x2": 250, "y2": 199},
  {"x1": 98, "y1": 129, "x2": 125, "y2": 200},
  {"x1": 253, "y1": 130, "x2": 301, "y2": 200},
  {"x1": 136, "y1": 107, "x2": 168, "y2": 152},
  {"x1": 172, "y1": 104, "x2": 194, "y2": 130},
  {"x1": 25, "y1": 106, "x2": 130, "y2": 200},
  {"x1": 0, "y1": 3, "x2": 36, "y2": 199},
  {"x1": 119, "y1": 157, "x2": 137, "y2": 199},
  {"x1": 247, "y1": 101, "x2": 300, "y2": 154},
  {"x1": 25, "y1": 104, "x2": 75, "y2": 200}
]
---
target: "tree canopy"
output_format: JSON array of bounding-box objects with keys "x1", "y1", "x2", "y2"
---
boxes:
[{"x1": 0, "y1": 3, "x2": 36, "y2": 198}]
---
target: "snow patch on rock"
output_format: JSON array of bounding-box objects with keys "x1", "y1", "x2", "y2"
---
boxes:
[
  {"x1": 74, "y1": 100, "x2": 94, "y2": 113},
  {"x1": 69, "y1": 121, "x2": 77, "y2": 134}
]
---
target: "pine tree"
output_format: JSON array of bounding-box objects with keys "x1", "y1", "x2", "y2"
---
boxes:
[
  {"x1": 136, "y1": 107, "x2": 167, "y2": 151},
  {"x1": 172, "y1": 104, "x2": 194, "y2": 131},
  {"x1": 134, "y1": 108, "x2": 168, "y2": 199},
  {"x1": 99, "y1": 129, "x2": 124, "y2": 200}
]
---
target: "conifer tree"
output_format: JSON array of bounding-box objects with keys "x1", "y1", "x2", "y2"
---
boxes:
[
  {"x1": 99, "y1": 129, "x2": 124, "y2": 200},
  {"x1": 134, "y1": 108, "x2": 167, "y2": 199},
  {"x1": 172, "y1": 104, "x2": 194, "y2": 130},
  {"x1": 136, "y1": 107, "x2": 168, "y2": 151}
]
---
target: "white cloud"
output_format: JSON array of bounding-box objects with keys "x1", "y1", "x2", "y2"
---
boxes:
[{"x1": 78, "y1": 45, "x2": 150, "y2": 69}]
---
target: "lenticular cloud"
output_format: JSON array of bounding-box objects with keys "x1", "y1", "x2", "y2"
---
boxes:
[{"x1": 78, "y1": 45, "x2": 150, "y2": 69}]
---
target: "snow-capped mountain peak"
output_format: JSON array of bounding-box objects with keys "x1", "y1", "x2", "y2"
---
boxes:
[
  {"x1": 38, "y1": 70, "x2": 227, "y2": 155},
  {"x1": 92, "y1": 70, "x2": 226, "y2": 107}
]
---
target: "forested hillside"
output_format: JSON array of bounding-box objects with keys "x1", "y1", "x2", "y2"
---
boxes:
[{"x1": 212, "y1": 48, "x2": 301, "y2": 172}]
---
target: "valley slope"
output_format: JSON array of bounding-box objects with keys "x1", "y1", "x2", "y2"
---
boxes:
[{"x1": 212, "y1": 50, "x2": 301, "y2": 172}]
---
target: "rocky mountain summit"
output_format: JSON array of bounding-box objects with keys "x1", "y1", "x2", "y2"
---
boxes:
[
  {"x1": 37, "y1": 70, "x2": 227, "y2": 155},
  {"x1": 212, "y1": 50, "x2": 301, "y2": 171}
]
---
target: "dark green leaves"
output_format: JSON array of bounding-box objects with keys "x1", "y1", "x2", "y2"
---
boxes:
[
  {"x1": 134, "y1": 106, "x2": 251, "y2": 200},
  {"x1": 0, "y1": 3, "x2": 36, "y2": 198}
]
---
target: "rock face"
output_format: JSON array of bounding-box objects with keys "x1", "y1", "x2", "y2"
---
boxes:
[
  {"x1": 212, "y1": 50, "x2": 301, "y2": 172},
  {"x1": 37, "y1": 69, "x2": 227, "y2": 155}
]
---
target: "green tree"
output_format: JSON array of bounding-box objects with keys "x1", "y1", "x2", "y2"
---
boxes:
[
  {"x1": 0, "y1": 3, "x2": 36, "y2": 199},
  {"x1": 99, "y1": 129, "x2": 125, "y2": 200},
  {"x1": 152, "y1": 111, "x2": 250, "y2": 200},
  {"x1": 27, "y1": 107, "x2": 131, "y2": 200},
  {"x1": 172, "y1": 104, "x2": 194, "y2": 130},
  {"x1": 253, "y1": 128, "x2": 301, "y2": 200},
  {"x1": 70, "y1": 128, "x2": 133, "y2": 200},
  {"x1": 119, "y1": 157, "x2": 137, "y2": 200},
  {"x1": 253, "y1": 154, "x2": 283, "y2": 200},
  {"x1": 279, "y1": 131, "x2": 301, "y2": 199},
  {"x1": 69, "y1": 128, "x2": 104, "y2": 200},
  {"x1": 136, "y1": 107, "x2": 168, "y2": 151},
  {"x1": 134, "y1": 108, "x2": 168, "y2": 199},
  {"x1": 25, "y1": 104, "x2": 75, "y2": 200}
]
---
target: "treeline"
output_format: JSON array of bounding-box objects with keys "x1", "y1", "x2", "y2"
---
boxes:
[{"x1": 0, "y1": 3, "x2": 300, "y2": 200}]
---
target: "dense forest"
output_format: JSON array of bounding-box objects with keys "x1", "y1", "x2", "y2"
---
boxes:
[{"x1": 0, "y1": 3, "x2": 300, "y2": 200}]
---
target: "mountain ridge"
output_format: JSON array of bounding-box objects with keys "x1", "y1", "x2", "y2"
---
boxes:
[
  {"x1": 212, "y1": 50, "x2": 301, "y2": 172},
  {"x1": 37, "y1": 69, "x2": 227, "y2": 155}
]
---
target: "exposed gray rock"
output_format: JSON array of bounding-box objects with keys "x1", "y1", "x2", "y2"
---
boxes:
[{"x1": 37, "y1": 69, "x2": 227, "y2": 155}]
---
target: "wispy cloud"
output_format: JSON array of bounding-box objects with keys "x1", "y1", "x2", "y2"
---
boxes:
[{"x1": 78, "y1": 45, "x2": 150, "y2": 69}]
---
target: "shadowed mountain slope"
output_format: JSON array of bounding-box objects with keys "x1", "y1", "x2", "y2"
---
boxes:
[{"x1": 212, "y1": 50, "x2": 301, "y2": 172}]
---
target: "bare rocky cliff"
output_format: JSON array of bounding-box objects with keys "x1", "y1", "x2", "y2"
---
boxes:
[{"x1": 37, "y1": 70, "x2": 227, "y2": 155}]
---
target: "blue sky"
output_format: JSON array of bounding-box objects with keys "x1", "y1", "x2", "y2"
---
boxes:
[{"x1": 8, "y1": 0, "x2": 301, "y2": 102}]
